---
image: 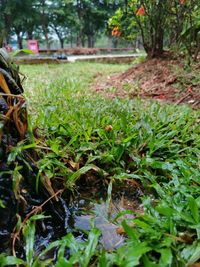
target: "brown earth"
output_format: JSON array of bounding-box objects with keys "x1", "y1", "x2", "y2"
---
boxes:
[{"x1": 93, "y1": 57, "x2": 200, "y2": 109}]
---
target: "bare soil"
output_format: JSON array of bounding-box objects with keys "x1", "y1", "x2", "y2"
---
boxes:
[{"x1": 93, "y1": 57, "x2": 200, "y2": 109}]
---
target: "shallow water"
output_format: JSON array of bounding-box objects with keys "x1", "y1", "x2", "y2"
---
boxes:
[
  {"x1": 68, "y1": 183, "x2": 143, "y2": 251},
  {"x1": 0, "y1": 166, "x2": 143, "y2": 258}
]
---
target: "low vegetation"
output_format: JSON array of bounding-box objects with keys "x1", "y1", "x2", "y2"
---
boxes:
[{"x1": 0, "y1": 62, "x2": 200, "y2": 266}]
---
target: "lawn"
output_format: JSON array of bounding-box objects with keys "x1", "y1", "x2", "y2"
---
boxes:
[{"x1": 1, "y1": 62, "x2": 200, "y2": 266}]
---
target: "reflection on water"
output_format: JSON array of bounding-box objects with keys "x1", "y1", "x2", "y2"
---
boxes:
[{"x1": 72, "y1": 193, "x2": 141, "y2": 250}]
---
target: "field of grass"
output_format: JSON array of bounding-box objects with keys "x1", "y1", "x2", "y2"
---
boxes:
[{"x1": 1, "y1": 62, "x2": 200, "y2": 266}]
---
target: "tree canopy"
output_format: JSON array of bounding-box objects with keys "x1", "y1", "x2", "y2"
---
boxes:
[{"x1": 0, "y1": 0, "x2": 122, "y2": 49}]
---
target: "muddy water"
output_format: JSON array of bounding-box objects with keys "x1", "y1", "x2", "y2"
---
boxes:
[
  {"x1": 68, "y1": 183, "x2": 143, "y2": 251},
  {"x1": 0, "y1": 173, "x2": 143, "y2": 258}
]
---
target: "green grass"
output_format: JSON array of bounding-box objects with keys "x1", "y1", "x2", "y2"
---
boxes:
[{"x1": 1, "y1": 62, "x2": 200, "y2": 266}]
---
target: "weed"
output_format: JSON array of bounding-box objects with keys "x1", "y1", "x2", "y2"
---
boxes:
[{"x1": 1, "y1": 62, "x2": 200, "y2": 266}]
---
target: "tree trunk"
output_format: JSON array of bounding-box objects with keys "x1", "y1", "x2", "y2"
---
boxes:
[
  {"x1": 156, "y1": 28, "x2": 164, "y2": 54},
  {"x1": 17, "y1": 33, "x2": 23, "y2": 49},
  {"x1": 54, "y1": 28, "x2": 65, "y2": 49},
  {"x1": 81, "y1": 35, "x2": 85, "y2": 47},
  {"x1": 59, "y1": 38, "x2": 64, "y2": 49},
  {"x1": 112, "y1": 38, "x2": 118, "y2": 48},
  {"x1": 143, "y1": 29, "x2": 164, "y2": 58},
  {"x1": 146, "y1": 46, "x2": 164, "y2": 58},
  {"x1": 44, "y1": 31, "x2": 50, "y2": 50},
  {"x1": 87, "y1": 35, "x2": 95, "y2": 48},
  {"x1": 77, "y1": 32, "x2": 85, "y2": 47},
  {"x1": 76, "y1": 34, "x2": 81, "y2": 47},
  {"x1": 27, "y1": 31, "x2": 33, "y2": 40},
  {"x1": 70, "y1": 32, "x2": 73, "y2": 48}
]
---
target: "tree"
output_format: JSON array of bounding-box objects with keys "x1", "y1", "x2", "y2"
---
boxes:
[
  {"x1": 0, "y1": 0, "x2": 13, "y2": 46},
  {"x1": 109, "y1": 0, "x2": 200, "y2": 59},
  {"x1": 109, "y1": 0, "x2": 171, "y2": 58},
  {"x1": 49, "y1": 0, "x2": 77, "y2": 48},
  {"x1": 0, "y1": 0, "x2": 123, "y2": 49},
  {"x1": 34, "y1": 0, "x2": 51, "y2": 49},
  {"x1": 0, "y1": 0, "x2": 39, "y2": 48},
  {"x1": 74, "y1": 0, "x2": 121, "y2": 47}
]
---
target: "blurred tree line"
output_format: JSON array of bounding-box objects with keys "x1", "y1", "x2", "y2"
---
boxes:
[
  {"x1": 0, "y1": 0, "x2": 123, "y2": 49},
  {"x1": 2, "y1": 0, "x2": 199, "y2": 60}
]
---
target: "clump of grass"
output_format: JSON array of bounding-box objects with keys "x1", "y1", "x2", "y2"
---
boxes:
[{"x1": 1, "y1": 62, "x2": 200, "y2": 266}]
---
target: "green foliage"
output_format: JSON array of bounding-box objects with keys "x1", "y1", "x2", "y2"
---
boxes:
[
  {"x1": 0, "y1": 0, "x2": 122, "y2": 49},
  {"x1": 180, "y1": 2, "x2": 200, "y2": 61},
  {"x1": 109, "y1": 0, "x2": 170, "y2": 57},
  {"x1": 0, "y1": 199, "x2": 5, "y2": 208},
  {"x1": 0, "y1": 0, "x2": 38, "y2": 48},
  {"x1": 109, "y1": 0, "x2": 200, "y2": 59},
  {"x1": 11, "y1": 49, "x2": 34, "y2": 57},
  {"x1": 1, "y1": 62, "x2": 200, "y2": 265},
  {"x1": 0, "y1": 255, "x2": 25, "y2": 267}
]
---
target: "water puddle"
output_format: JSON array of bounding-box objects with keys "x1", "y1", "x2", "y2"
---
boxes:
[
  {"x1": 0, "y1": 170, "x2": 143, "y2": 257},
  {"x1": 68, "y1": 182, "x2": 143, "y2": 251}
]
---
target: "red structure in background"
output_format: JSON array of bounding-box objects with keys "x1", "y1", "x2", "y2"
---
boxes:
[{"x1": 28, "y1": 40, "x2": 39, "y2": 53}]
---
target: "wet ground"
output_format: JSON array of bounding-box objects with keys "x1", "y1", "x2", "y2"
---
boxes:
[
  {"x1": 0, "y1": 173, "x2": 143, "y2": 258},
  {"x1": 70, "y1": 182, "x2": 143, "y2": 251}
]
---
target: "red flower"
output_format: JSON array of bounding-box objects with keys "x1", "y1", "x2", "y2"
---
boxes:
[
  {"x1": 136, "y1": 5, "x2": 145, "y2": 16},
  {"x1": 112, "y1": 26, "x2": 120, "y2": 37}
]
